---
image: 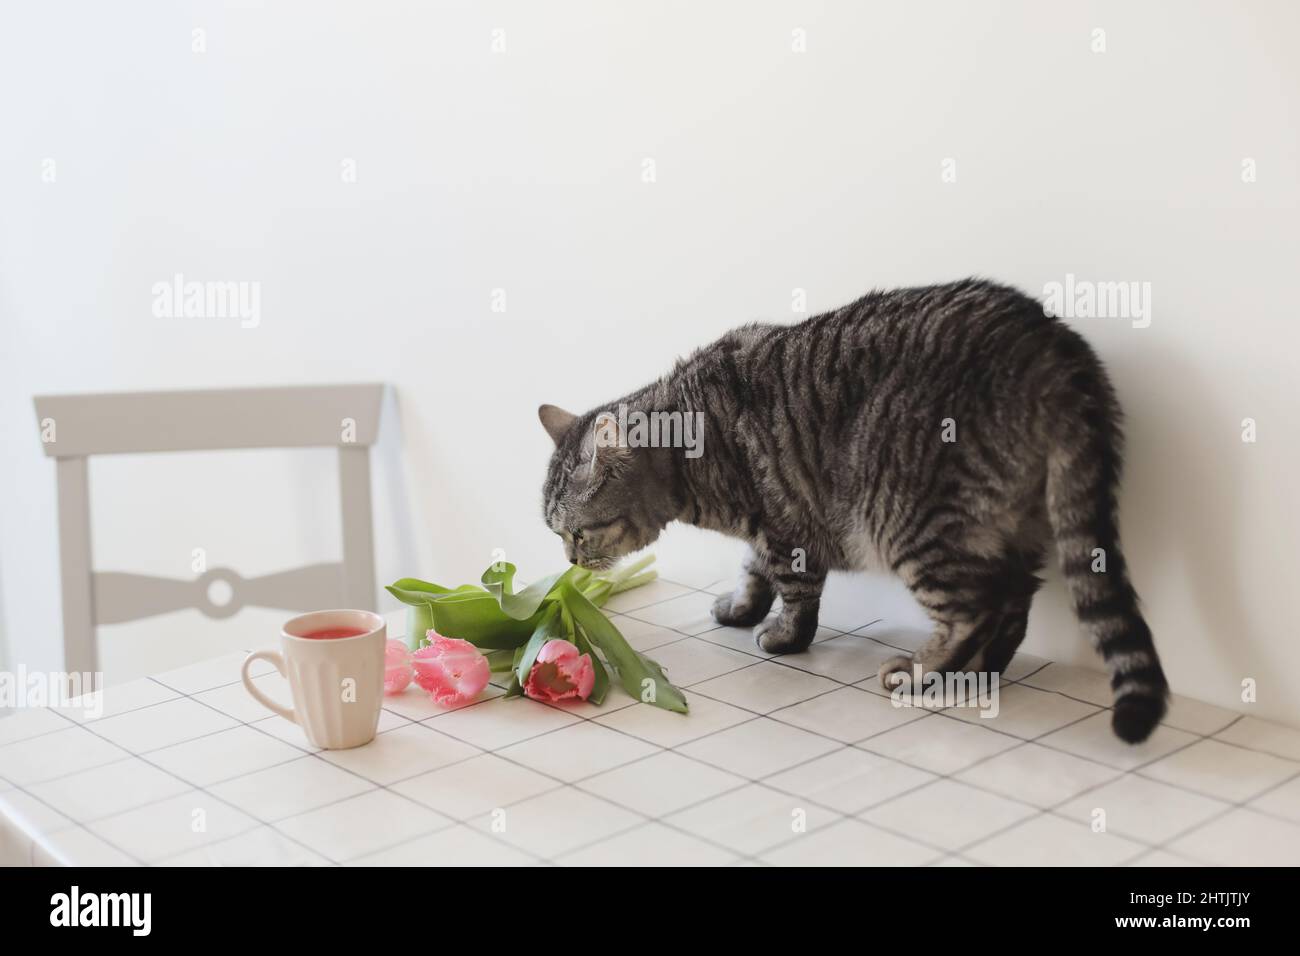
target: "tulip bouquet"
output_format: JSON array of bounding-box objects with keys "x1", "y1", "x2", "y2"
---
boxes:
[{"x1": 385, "y1": 554, "x2": 687, "y2": 713}]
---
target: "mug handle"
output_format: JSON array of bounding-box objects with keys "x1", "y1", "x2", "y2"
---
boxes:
[{"x1": 241, "y1": 650, "x2": 296, "y2": 724}]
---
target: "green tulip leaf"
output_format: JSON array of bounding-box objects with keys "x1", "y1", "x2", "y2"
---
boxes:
[
  {"x1": 572, "y1": 625, "x2": 610, "y2": 706},
  {"x1": 559, "y1": 581, "x2": 687, "y2": 713},
  {"x1": 480, "y1": 562, "x2": 582, "y2": 621},
  {"x1": 515, "y1": 603, "x2": 564, "y2": 687}
]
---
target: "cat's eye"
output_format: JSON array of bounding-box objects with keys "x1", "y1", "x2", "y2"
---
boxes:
[{"x1": 571, "y1": 529, "x2": 584, "y2": 541}]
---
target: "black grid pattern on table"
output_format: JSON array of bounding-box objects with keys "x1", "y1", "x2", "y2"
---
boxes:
[{"x1": 1, "y1": 577, "x2": 1298, "y2": 866}]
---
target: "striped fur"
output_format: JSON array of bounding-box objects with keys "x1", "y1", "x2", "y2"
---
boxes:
[{"x1": 539, "y1": 278, "x2": 1168, "y2": 742}]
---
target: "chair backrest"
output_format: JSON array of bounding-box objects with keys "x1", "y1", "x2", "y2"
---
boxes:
[{"x1": 33, "y1": 384, "x2": 387, "y2": 672}]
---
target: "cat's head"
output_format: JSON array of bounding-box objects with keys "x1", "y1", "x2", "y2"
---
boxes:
[{"x1": 538, "y1": 403, "x2": 673, "y2": 570}]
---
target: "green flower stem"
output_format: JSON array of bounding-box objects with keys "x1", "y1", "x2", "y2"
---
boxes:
[
  {"x1": 606, "y1": 553, "x2": 656, "y2": 585},
  {"x1": 610, "y1": 570, "x2": 657, "y2": 595},
  {"x1": 406, "y1": 604, "x2": 434, "y2": 652},
  {"x1": 581, "y1": 554, "x2": 658, "y2": 607}
]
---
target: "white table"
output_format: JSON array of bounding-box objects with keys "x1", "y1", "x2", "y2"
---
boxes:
[{"x1": 2, "y1": 577, "x2": 1297, "y2": 866}]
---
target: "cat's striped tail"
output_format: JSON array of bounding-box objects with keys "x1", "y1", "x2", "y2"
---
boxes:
[{"x1": 1046, "y1": 382, "x2": 1168, "y2": 744}]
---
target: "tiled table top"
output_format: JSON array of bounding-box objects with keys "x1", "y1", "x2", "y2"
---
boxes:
[{"x1": 2, "y1": 576, "x2": 1299, "y2": 866}]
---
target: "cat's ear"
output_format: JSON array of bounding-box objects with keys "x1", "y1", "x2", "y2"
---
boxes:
[
  {"x1": 538, "y1": 404, "x2": 577, "y2": 445},
  {"x1": 586, "y1": 411, "x2": 631, "y2": 476}
]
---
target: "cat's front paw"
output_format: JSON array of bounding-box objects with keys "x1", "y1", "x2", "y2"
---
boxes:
[
  {"x1": 711, "y1": 592, "x2": 773, "y2": 628},
  {"x1": 754, "y1": 611, "x2": 817, "y2": 654},
  {"x1": 878, "y1": 655, "x2": 915, "y2": 692}
]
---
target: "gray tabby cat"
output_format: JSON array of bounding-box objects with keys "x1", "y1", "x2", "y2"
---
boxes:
[{"x1": 539, "y1": 279, "x2": 1168, "y2": 743}]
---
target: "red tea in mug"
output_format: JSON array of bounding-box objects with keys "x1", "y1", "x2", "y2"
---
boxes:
[{"x1": 300, "y1": 626, "x2": 371, "y2": 640}]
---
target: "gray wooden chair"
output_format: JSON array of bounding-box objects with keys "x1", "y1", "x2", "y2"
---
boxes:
[{"x1": 33, "y1": 384, "x2": 387, "y2": 672}]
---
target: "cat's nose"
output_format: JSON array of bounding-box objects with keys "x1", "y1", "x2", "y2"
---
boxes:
[{"x1": 568, "y1": 556, "x2": 578, "y2": 565}]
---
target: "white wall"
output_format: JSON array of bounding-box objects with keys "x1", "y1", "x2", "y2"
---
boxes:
[{"x1": 2, "y1": 2, "x2": 1297, "y2": 721}]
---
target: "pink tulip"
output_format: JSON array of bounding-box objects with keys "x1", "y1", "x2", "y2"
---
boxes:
[
  {"x1": 384, "y1": 639, "x2": 413, "y2": 695},
  {"x1": 524, "y1": 639, "x2": 595, "y2": 703},
  {"x1": 411, "y1": 634, "x2": 491, "y2": 706}
]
